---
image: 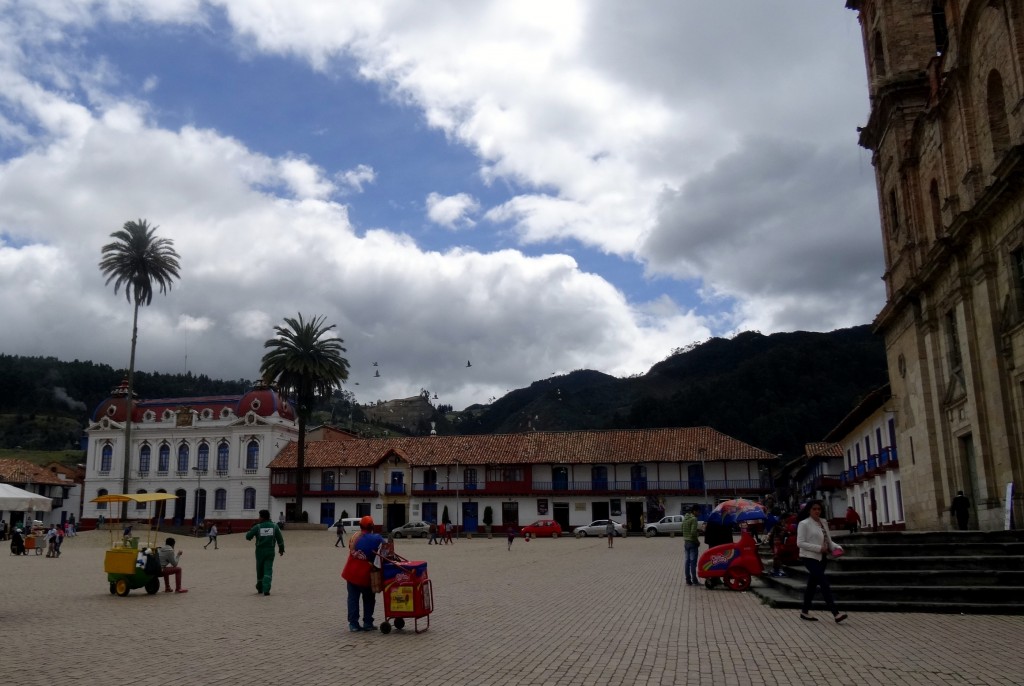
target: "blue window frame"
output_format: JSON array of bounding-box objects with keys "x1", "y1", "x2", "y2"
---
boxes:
[
  {"x1": 139, "y1": 445, "x2": 151, "y2": 473},
  {"x1": 197, "y1": 442, "x2": 209, "y2": 471},
  {"x1": 100, "y1": 444, "x2": 112, "y2": 472},
  {"x1": 214, "y1": 488, "x2": 227, "y2": 510},
  {"x1": 96, "y1": 488, "x2": 108, "y2": 509},
  {"x1": 177, "y1": 444, "x2": 189, "y2": 472},
  {"x1": 217, "y1": 442, "x2": 229, "y2": 471},
  {"x1": 243, "y1": 487, "x2": 256, "y2": 510},
  {"x1": 158, "y1": 444, "x2": 170, "y2": 472}
]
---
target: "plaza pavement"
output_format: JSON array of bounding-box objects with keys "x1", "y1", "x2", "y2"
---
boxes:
[{"x1": 2, "y1": 528, "x2": 1022, "y2": 686}]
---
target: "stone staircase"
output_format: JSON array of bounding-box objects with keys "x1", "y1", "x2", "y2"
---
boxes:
[{"x1": 750, "y1": 530, "x2": 1024, "y2": 614}]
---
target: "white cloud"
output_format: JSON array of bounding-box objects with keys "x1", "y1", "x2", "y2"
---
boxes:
[
  {"x1": 337, "y1": 164, "x2": 376, "y2": 193},
  {"x1": 0, "y1": 1, "x2": 884, "y2": 410},
  {"x1": 426, "y1": 192, "x2": 479, "y2": 229}
]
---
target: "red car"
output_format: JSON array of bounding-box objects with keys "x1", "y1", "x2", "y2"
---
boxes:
[{"x1": 520, "y1": 519, "x2": 562, "y2": 538}]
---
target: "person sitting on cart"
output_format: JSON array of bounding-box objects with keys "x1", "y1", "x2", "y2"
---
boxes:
[
  {"x1": 157, "y1": 537, "x2": 188, "y2": 593},
  {"x1": 341, "y1": 515, "x2": 384, "y2": 633}
]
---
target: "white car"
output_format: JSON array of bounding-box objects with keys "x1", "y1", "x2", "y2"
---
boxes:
[
  {"x1": 574, "y1": 520, "x2": 626, "y2": 537},
  {"x1": 644, "y1": 515, "x2": 685, "y2": 537},
  {"x1": 390, "y1": 521, "x2": 431, "y2": 538}
]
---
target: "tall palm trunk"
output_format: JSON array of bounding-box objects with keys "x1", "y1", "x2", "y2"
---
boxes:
[
  {"x1": 121, "y1": 301, "x2": 140, "y2": 521},
  {"x1": 295, "y1": 411, "x2": 306, "y2": 521}
]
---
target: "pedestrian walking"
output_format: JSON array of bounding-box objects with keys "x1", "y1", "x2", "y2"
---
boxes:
[
  {"x1": 845, "y1": 506, "x2": 861, "y2": 534},
  {"x1": 796, "y1": 500, "x2": 847, "y2": 623},
  {"x1": 204, "y1": 522, "x2": 218, "y2": 549},
  {"x1": 245, "y1": 509, "x2": 285, "y2": 596},
  {"x1": 507, "y1": 524, "x2": 516, "y2": 551},
  {"x1": 444, "y1": 523, "x2": 454, "y2": 544},
  {"x1": 681, "y1": 505, "x2": 700, "y2": 585},
  {"x1": 951, "y1": 491, "x2": 971, "y2": 530},
  {"x1": 428, "y1": 520, "x2": 439, "y2": 545},
  {"x1": 605, "y1": 519, "x2": 616, "y2": 548},
  {"x1": 341, "y1": 515, "x2": 384, "y2": 632},
  {"x1": 334, "y1": 519, "x2": 346, "y2": 547}
]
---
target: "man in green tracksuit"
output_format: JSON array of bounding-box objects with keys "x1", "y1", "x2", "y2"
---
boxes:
[{"x1": 246, "y1": 509, "x2": 285, "y2": 595}]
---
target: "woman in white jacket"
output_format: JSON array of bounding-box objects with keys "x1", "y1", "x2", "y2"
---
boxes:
[{"x1": 796, "y1": 500, "x2": 848, "y2": 623}]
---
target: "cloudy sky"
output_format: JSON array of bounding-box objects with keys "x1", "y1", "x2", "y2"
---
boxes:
[{"x1": 0, "y1": 1, "x2": 881, "y2": 411}]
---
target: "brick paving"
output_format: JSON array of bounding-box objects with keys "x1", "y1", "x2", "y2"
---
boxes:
[{"x1": 2, "y1": 529, "x2": 1023, "y2": 686}]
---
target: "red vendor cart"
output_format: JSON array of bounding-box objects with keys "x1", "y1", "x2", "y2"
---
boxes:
[{"x1": 378, "y1": 549, "x2": 433, "y2": 634}]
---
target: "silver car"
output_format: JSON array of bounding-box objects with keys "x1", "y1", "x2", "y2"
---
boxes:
[
  {"x1": 390, "y1": 521, "x2": 431, "y2": 538},
  {"x1": 574, "y1": 520, "x2": 626, "y2": 537}
]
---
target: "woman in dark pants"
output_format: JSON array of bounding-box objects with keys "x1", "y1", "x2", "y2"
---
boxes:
[{"x1": 796, "y1": 500, "x2": 847, "y2": 623}]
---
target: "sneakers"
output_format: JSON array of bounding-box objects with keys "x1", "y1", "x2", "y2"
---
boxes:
[
  {"x1": 799, "y1": 613, "x2": 818, "y2": 621},
  {"x1": 834, "y1": 613, "x2": 848, "y2": 623},
  {"x1": 685, "y1": 580, "x2": 694, "y2": 586},
  {"x1": 175, "y1": 589, "x2": 188, "y2": 594},
  {"x1": 349, "y1": 624, "x2": 362, "y2": 632},
  {"x1": 256, "y1": 584, "x2": 263, "y2": 594},
  {"x1": 362, "y1": 624, "x2": 376, "y2": 632},
  {"x1": 164, "y1": 588, "x2": 173, "y2": 593}
]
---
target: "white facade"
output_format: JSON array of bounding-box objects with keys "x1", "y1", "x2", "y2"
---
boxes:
[
  {"x1": 838, "y1": 409, "x2": 904, "y2": 530},
  {"x1": 84, "y1": 393, "x2": 297, "y2": 526}
]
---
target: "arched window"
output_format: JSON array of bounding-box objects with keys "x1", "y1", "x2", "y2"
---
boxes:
[
  {"x1": 139, "y1": 445, "x2": 151, "y2": 473},
  {"x1": 243, "y1": 487, "x2": 256, "y2": 510},
  {"x1": 135, "y1": 489, "x2": 148, "y2": 510},
  {"x1": 197, "y1": 442, "x2": 209, "y2": 471},
  {"x1": 158, "y1": 444, "x2": 170, "y2": 472},
  {"x1": 100, "y1": 444, "x2": 112, "y2": 472},
  {"x1": 217, "y1": 441, "x2": 230, "y2": 472},
  {"x1": 246, "y1": 440, "x2": 260, "y2": 470},
  {"x1": 872, "y1": 31, "x2": 886, "y2": 78},
  {"x1": 987, "y1": 70, "x2": 1011, "y2": 157},
  {"x1": 177, "y1": 444, "x2": 190, "y2": 472},
  {"x1": 96, "y1": 488, "x2": 108, "y2": 509},
  {"x1": 215, "y1": 488, "x2": 227, "y2": 510}
]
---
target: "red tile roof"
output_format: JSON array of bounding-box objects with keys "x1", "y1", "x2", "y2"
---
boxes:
[
  {"x1": 269, "y1": 426, "x2": 776, "y2": 469},
  {"x1": 0, "y1": 459, "x2": 73, "y2": 486},
  {"x1": 804, "y1": 442, "x2": 843, "y2": 459}
]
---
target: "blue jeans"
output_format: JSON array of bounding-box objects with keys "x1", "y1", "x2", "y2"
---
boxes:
[
  {"x1": 346, "y1": 581, "x2": 375, "y2": 628},
  {"x1": 684, "y1": 541, "x2": 699, "y2": 582}
]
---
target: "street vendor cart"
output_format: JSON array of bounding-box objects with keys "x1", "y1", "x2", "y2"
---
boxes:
[
  {"x1": 91, "y1": 492, "x2": 178, "y2": 597},
  {"x1": 377, "y1": 547, "x2": 433, "y2": 634}
]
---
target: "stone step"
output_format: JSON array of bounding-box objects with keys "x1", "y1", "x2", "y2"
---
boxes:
[
  {"x1": 837, "y1": 542, "x2": 1024, "y2": 557},
  {"x1": 770, "y1": 568, "x2": 1024, "y2": 587},
  {"x1": 750, "y1": 582, "x2": 1024, "y2": 615},
  {"x1": 762, "y1": 553, "x2": 1024, "y2": 571},
  {"x1": 756, "y1": 575, "x2": 1024, "y2": 603},
  {"x1": 833, "y1": 530, "x2": 1024, "y2": 545}
]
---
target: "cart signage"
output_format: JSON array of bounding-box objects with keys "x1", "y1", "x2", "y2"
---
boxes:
[{"x1": 390, "y1": 588, "x2": 413, "y2": 613}]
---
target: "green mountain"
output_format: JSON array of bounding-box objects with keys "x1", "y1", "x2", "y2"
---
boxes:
[{"x1": 0, "y1": 325, "x2": 888, "y2": 457}]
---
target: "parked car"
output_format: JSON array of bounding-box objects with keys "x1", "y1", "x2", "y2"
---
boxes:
[
  {"x1": 574, "y1": 520, "x2": 626, "y2": 537},
  {"x1": 520, "y1": 519, "x2": 562, "y2": 538},
  {"x1": 390, "y1": 521, "x2": 431, "y2": 538},
  {"x1": 645, "y1": 515, "x2": 685, "y2": 537}
]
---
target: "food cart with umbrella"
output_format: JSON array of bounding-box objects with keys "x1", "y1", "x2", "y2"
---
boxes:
[
  {"x1": 91, "y1": 492, "x2": 178, "y2": 597},
  {"x1": 698, "y1": 499, "x2": 767, "y2": 591}
]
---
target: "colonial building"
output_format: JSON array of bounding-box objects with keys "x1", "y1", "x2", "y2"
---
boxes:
[
  {"x1": 847, "y1": 0, "x2": 1024, "y2": 528},
  {"x1": 82, "y1": 381, "x2": 298, "y2": 527},
  {"x1": 0, "y1": 459, "x2": 80, "y2": 527},
  {"x1": 267, "y1": 427, "x2": 776, "y2": 534}
]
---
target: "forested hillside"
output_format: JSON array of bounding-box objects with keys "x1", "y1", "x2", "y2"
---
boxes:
[{"x1": 0, "y1": 325, "x2": 888, "y2": 457}]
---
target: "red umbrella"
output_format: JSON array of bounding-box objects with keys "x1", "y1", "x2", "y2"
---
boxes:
[{"x1": 707, "y1": 499, "x2": 766, "y2": 525}]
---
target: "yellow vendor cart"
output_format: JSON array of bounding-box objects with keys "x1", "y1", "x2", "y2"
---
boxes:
[{"x1": 91, "y1": 492, "x2": 179, "y2": 597}]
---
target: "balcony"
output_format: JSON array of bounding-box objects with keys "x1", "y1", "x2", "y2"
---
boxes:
[
  {"x1": 866, "y1": 456, "x2": 878, "y2": 475},
  {"x1": 409, "y1": 478, "x2": 772, "y2": 497},
  {"x1": 270, "y1": 483, "x2": 379, "y2": 498},
  {"x1": 216, "y1": 470, "x2": 229, "y2": 476},
  {"x1": 136, "y1": 471, "x2": 149, "y2": 478},
  {"x1": 385, "y1": 484, "x2": 406, "y2": 495},
  {"x1": 156, "y1": 471, "x2": 169, "y2": 477}
]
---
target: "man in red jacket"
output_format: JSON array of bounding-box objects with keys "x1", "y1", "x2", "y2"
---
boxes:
[{"x1": 341, "y1": 516, "x2": 384, "y2": 632}]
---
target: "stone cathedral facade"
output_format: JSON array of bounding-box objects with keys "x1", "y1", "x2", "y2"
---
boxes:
[{"x1": 846, "y1": 0, "x2": 1024, "y2": 529}]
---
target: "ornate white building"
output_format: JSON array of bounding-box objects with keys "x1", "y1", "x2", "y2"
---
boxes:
[{"x1": 83, "y1": 381, "x2": 297, "y2": 527}]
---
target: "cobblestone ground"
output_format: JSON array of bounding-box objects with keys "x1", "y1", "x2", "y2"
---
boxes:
[{"x1": 2, "y1": 529, "x2": 1022, "y2": 686}]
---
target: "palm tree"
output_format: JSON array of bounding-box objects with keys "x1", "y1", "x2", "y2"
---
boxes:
[
  {"x1": 261, "y1": 314, "x2": 350, "y2": 521},
  {"x1": 99, "y1": 219, "x2": 181, "y2": 519}
]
